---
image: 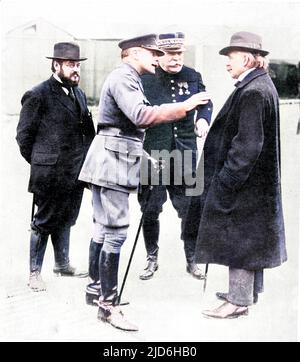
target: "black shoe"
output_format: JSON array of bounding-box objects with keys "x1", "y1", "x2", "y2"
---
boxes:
[
  {"x1": 53, "y1": 264, "x2": 88, "y2": 278},
  {"x1": 139, "y1": 260, "x2": 158, "y2": 280},
  {"x1": 216, "y1": 291, "x2": 259, "y2": 304},
  {"x1": 186, "y1": 263, "x2": 205, "y2": 280}
]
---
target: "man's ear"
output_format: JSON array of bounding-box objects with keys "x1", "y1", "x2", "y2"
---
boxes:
[
  {"x1": 53, "y1": 60, "x2": 61, "y2": 71},
  {"x1": 131, "y1": 48, "x2": 140, "y2": 61}
]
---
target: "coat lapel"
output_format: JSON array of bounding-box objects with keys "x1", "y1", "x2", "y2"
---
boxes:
[
  {"x1": 212, "y1": 68, "x2": 267, "y2": 127},
  {"x1": 73, "y1": 87, "x2": 86, "y2": 116}
]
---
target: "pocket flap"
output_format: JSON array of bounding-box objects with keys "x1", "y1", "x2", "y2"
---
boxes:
[
  {"x1": 32, "y1": 152, "x2": 58, "y2": 165},
  {"x1": 105, "y1": 137, "x2": 143, "y2": 157}
]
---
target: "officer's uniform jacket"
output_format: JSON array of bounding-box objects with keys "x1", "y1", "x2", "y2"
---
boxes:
[
  {"x1": 79, "y1": 63, "x2": 189, "y2": 193},
  {"x1": 16, "y1": 76, "x2": 95, "y2": 197},
  {"x1": 141, "y1": 65, "x2": 213, "y2": 181}
]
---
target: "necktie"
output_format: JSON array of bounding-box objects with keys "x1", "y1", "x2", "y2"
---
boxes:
[
  {"x1": 68, "y1": 87, "x2": 76, "y2": 103},
  {"x1": 60, "y1": 82, "x2": 75, "y2": 103}
]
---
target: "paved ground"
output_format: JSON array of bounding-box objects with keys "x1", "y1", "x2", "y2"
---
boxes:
[{"x1": 0, "y1": 103, "x2": 299, "y2": 342}]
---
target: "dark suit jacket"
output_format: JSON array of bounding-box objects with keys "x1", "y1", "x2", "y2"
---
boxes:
[
  {"x1": 16, "y1": 76, "x2": 95, "y2": 197},
  {"x1": 186, "y1": 68, "x2": 287, "y2": 270}
]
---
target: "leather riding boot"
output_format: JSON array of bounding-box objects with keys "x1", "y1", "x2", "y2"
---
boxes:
[
  {"x1": 139, "y1": 217, "x2": 159, "y2": 280},
  {"x1": 98, "y1": 249, "x2": 119, "y2": 303},
  {"x1": 88, "y1": 240, "x2": 103, "y2": 282},
  {"x1": 86, "y1": 240, "x2": 103, "y2": 306},
  {"x1": 29, "y1": 229, "x2": 49, "y2": 291},
  {"x1": 97, "y1": 250, "x2": 137, "y2": 331},
  {"x1": 51, "y1": 227, "x2": 71, "y2": 269},
  {"x1": 52, "y1": 227, "x2": 88, "y2": 277}
]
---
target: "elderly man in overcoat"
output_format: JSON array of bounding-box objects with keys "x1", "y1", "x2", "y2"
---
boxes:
[
  {"x1": 16, "y1": 42, "x2": 95, "y2": 291},
  {"x1": 185, "y1": 31, "x2": 287, "y2": 319}
]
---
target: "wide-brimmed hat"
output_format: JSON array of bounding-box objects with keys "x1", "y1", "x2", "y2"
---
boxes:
[
  {"x1": 157, "y1": 32, "x2": 186, "y2": 52},
  {"x1": 46, "y1": 42, "x2": 87, "y2": 61},
  {"x1": 219, "y1": 31, "x2": 269, "y2": 56},
  {"x1": 118, "y1": 34, "x2": 165, "y2": 56}
]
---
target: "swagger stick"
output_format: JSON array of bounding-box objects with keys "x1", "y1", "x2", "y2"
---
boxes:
[{"x1": 117, "y1": 185, "x2": 153, "y2": 305}]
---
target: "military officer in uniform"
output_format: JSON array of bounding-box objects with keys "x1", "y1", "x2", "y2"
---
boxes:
[
  {"x1": 79, "y1": 33, "x2": 211, "y2": 331},
  {"x1": 138, "y1": 32, "x2": 213, "y2": 281},
  {"x1": 16, "y1": 42, "x2": 95, "y2": 291}
]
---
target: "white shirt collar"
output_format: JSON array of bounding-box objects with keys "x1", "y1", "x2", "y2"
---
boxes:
[
  {"x1": 237, "y1": 68, "x2": 255, "y2": 82},
  {"x1": 53, "y1": 73, "x2": 69, "y2": 94}
]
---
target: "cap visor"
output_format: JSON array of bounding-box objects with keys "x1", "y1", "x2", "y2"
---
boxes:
[{"x1": 141, "y1": 46, "x2": 165, "y2": 56}]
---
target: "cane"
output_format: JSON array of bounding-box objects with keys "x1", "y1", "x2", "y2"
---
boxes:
[
  {"x1": 117, "y1": 185, "x2": 154, "y2": 305},
  {"x1": 203, "y1": 263, "x2": 209, "y2": 293}
]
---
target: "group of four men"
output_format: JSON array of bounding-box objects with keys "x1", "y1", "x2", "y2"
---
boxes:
[{"x1": 16, "y1": 30, "x2": 287, "y2": 331}]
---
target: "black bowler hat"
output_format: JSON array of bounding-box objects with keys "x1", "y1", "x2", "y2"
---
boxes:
[
  {"x1": 157, "y1": 32, "x2": 186, "y2": 52},
  {"x1": 219, "y1": 31, "x2": 269, "y2": 56},
  {"x1": 118, "y1": 34, "x2": 165, "y2": 56},
  {"x1": 46, "y1": 42, "x2": 87, "y2": 61}
]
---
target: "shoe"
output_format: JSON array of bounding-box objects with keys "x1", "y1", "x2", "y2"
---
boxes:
[
  {"x1": 216, "y1": 292, "x2": 229, "y2": 302},
  {"x1": 28, "y1": 271, "x2": 46, "y2": 292},
  {"x1": 216, "y1": 291, "x2": 258, "y2": 304},
  {"x1": 186, "y1": 263, "x2": 205, "y2": 280},
  {"x1": 202, "y1": 302, "x2": 249, "y2": 319},
  {"x1": 53, "y1": 264, "x2": 88, "y2": 278},
  {"x1": 97, "y1": 302, "x2": 138, "y2": 331},
  {"x1": 139, "y1": 260, "x2": 158, "y2": 280}
]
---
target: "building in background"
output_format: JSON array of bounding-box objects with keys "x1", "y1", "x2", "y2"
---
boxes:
[{"x1": 2, "y1": 18, "x2": 300, "y2": 119}]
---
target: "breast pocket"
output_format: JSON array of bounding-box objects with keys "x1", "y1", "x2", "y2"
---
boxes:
[{"x1": 104, "y1": 137, "x2": 143, "y2": 189}]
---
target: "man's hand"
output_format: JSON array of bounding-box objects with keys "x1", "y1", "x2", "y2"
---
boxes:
[
  {"x1": 148, "y1": 156, "x2": 165, "y2": 173},
  {"x1": 195, "y1": 118, "x2": 209, "y2": 138},
  {"x1": 184, "y1": 91, "x2": 210, "y2": 112}
]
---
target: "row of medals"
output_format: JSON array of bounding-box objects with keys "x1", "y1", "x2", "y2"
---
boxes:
[{"x1": 177, "y1": 81, "x2": 190, "y2": 95}]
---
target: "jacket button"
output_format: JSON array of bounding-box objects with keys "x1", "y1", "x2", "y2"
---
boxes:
[
  {"x1": 170, "y1": 80, "x2": 174, "y2": 83},
  {"x1": 174, "y1": 127, "x2": 178, "y2": 130},
  {"x1": 174, "y1": 134, "x2": 178, "y2": 138},
  {"x1": 172, "y1": 94, "x2": 175, "y2": 97},
  {"x1": 172, "y1": 100, "x2": 177, "y2": 103},
  {"x1": 171, "y1": 87, "x2": 175, "y2": 90}
]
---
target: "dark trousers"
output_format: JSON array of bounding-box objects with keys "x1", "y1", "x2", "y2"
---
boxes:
[
  {"x1": 138, "y1": 184, "x2": 195, "y2": 262},
  {"x1": 30, "y1": 185, "x2": 84, "y2": 272}
]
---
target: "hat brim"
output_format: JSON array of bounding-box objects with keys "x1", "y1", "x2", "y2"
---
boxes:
[
  {"x1": 159, "y1": 46, "x2": 186, "y2": 53},
  {"x1": 219, "y1": 46, "x2": 269, "y2": 56},
  {"x1": 141, "y1": 45, "x2": 165, "y2": 56},
  {"x1": 46, "y1": 56, "x2": 88, "y2": 61}
]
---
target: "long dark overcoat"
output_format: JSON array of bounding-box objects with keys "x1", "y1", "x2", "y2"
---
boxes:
[
  {"x1": 189, "y1": 68, "x2": 287, "y2": 270},
  {"x1": 16, "y1": 76, "x2": 95, "y2": 198}
]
